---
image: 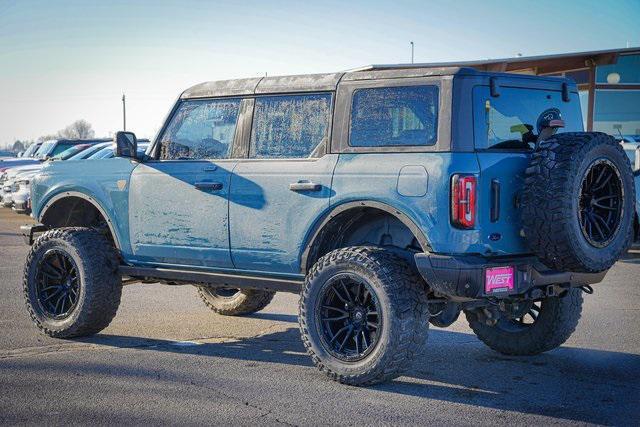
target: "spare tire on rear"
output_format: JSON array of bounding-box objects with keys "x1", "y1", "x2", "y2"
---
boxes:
[{"x1": 522, "y1": 132, "x2": 635, "y2": 272}]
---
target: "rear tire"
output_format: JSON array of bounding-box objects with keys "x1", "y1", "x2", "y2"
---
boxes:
[
  {"x1": 299, "y1": 246, "x2": 429, "y2": 386},
  {"x1": 197, "y1": 287, "x2": 275, "y2": 316},
  {"x1": 23, "y1": 227, "x2": 122, "y2": 338},
  {"x1": 465, "y1": 288, "x2": 583, "y2": 356}
]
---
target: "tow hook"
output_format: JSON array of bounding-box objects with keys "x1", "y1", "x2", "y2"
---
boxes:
[{"x1": 579, "y1": 285, "x2": 594, "y2": 294}]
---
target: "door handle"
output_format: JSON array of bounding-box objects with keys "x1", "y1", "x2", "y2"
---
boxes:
[
  {"x1": 289, "y1": 181, "x2": 321, "y2": 192},
  {"x1": 194, "y1": 182, "x2": 223, "y2": 191}
]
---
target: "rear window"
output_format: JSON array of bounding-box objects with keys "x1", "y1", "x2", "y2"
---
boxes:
[
  {"x1": 473, "y1": 86, "x2": 584, "y2": 149},
  {"x1": 349, "y1": 85, "x2": 439, "y2": 147}
]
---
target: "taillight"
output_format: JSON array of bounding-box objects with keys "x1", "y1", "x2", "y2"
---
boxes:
[{"x1": 451, "y1": 174, "x2": 477, "y2": 229}]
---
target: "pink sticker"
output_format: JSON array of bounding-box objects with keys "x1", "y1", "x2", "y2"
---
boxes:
[{"x1": 485, "y1": 266, "x2": 514, "y2": 293}]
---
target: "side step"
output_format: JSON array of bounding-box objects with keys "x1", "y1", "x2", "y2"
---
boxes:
[{"x1": 119, "y1": 265, "x2": 303, "y2": 294}]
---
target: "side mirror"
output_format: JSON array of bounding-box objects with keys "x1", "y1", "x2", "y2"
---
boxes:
[{"x1": 114, "y1": 131, "x2": 138, "y2": 159}]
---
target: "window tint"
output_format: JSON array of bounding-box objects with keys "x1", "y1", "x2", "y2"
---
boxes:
[
  {"x1": 472, "y1": 86, "x2": 583, "y2": 149},
  {"x1": 159, "y1": 98, "x2": 241, "y2": 160},
  {"x1": 250, "y1": 93, "x2": 332, "y2": 158},
  {"x1": 51, "y1": 143, "x2": 75, "y2": 156},
  {"x1": 349, "y1": 86, "x2": 438, "y2": 147}
]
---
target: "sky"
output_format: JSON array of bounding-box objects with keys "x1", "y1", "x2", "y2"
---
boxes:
[{"x1": 0, "y1": 0, "x2": 639, "y2": 146}]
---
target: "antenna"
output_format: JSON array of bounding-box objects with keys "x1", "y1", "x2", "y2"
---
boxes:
[{"x1": 122, "y1": 93, "x2": 126, "y2": 131}]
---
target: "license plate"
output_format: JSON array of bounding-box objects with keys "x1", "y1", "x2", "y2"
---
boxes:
[{"x1": 485, "y1": 266, "x2": 514, "y2": 294}]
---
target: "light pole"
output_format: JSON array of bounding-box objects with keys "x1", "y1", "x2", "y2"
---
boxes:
[
  {"x1": 122, "y1": 93, "x2": 127, "y2": 131},
  {"x1": 410, "y1": 41, "x2": 414, "y2": 64}
]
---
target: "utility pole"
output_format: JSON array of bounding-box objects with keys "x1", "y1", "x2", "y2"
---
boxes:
[
  {"x1": 410, "y1": 41, "x2": 414, "y2": 64},
  {"x1": 122, "y1": 93, "x2": 127, "y2": 131}
]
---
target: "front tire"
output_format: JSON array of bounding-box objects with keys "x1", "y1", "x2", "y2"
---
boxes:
[
  {"x1": 23, "y1": 227, "x2": 122, "y2": 338},
  {"x1": 299, "y1": 247, "x2": 429, "y2": 386},
  {"x1": 465, "y1": 288, "x2": 583, "y2": 356}
]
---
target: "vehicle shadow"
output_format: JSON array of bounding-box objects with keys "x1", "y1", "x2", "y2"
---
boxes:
[{"x1": 75, "y1": 327, "x2": 640, "y2": 425}]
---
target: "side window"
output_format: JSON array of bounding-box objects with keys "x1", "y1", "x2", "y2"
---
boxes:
[
  {"x1": 250, "y1": 93, "x2": 332, "y2": 159},
  {"x1": 159, "y1": 98, "x2": 241, "y2": 160},
  {"x1": 349, "y1": 85, "x2": 439, "y2": 147}
]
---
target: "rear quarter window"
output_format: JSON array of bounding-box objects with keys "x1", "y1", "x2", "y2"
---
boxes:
[{"x1": 349, "y1": 85, "x2": 439, "y2": 147}]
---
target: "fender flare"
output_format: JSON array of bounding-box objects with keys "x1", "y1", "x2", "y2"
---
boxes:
[
  {"x1": 39, "y1": 190, "x2": 122, "y2": 250},
  {"x1": 299, "y1": 200, "x2": 431, "y2": 274}
]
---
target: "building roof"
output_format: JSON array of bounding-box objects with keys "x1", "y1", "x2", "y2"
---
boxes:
[{"x1": 355, "y1": 46, "x2": 640, "y2": 75}]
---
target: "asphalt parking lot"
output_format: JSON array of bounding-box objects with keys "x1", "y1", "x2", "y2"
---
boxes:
[{"x1": 0, "y1": 208, "x2": 638, "y2": 426}]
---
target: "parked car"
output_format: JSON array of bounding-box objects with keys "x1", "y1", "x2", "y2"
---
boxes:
[
  {"x1": 34, "y1": 139, "x2": 107, "y2": 160},
  {"x1": 87, "y1": 141, "x2": 149, "y2": 159},
  {"x1": 0, "y1": 142, "x2": 43, "y2": 171},
  {"x1": 0, "y1": 150, "x2": 16, "y2": 159},
  {"x1": 0, "y1": 164, "x2": 43, "y2": 206},
  {"x1": 11, "y1": 170, "x2": 39, "y2": 213},
  {"x1": 22, "y1": 67, "x2": 636, "y2": 386}
]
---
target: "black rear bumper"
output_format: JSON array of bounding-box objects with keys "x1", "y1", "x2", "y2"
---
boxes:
[{"x1": 414, "y1": 253, "x2": 606, "y2": 299}]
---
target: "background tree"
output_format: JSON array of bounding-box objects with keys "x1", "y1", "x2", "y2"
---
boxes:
[
  {"x1": 12, "y1": 140, "x2": 25, "y2": 152},
  {"x1": 58, "y1": 119, "x2": 95, "y2": 139}
]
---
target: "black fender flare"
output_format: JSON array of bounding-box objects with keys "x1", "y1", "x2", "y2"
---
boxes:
[
  {"x1": 299, "y1": 200, "x2": 431, "y2": 274},
  {"x1": 39, "y1": 190, "x2": 122, "y2": 250}
]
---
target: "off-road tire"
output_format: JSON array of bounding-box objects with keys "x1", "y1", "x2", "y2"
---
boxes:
[
  {"x1": 465, "y1": 288, "x2": 583, "y2": 356},
  {"x1": 299, "y1": 246, "x2": 429, "y2": 386},
  {"x1": 522, "y1": 132, "x2": 635, "y2": 272},
  {"x1": 23, "y1": 227, "x2": 122, "y2": 338},
  {"x1": 197, "y1": 287, "x2": 275, "y2": 316}
]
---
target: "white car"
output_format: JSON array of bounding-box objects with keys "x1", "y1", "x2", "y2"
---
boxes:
[{"x1": 11, "y1": 170, "x2": 39, "y2": 214}]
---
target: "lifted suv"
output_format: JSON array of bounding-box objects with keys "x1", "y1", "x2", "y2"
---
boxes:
[{"x1": 22, "y1": 66, "x2": 635, "y2": 385}]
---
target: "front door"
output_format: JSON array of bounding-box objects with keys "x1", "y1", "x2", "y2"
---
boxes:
[
  {"x1": 229, "y1": 93, "x2": 336, "y2": 274},
  {"x1": 129, "y1": 97, "x2": 243, "y2": 268}
]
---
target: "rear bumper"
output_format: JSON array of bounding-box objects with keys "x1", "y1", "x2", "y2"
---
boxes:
[{"x1": 414, "y1": 253, "x2": 606, "y2": 300}]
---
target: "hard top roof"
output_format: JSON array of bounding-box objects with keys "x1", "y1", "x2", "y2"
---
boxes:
[
  {"x1": 181, "y1": 66, "x2": 479, "y2": 99},
  {"x1": 181, "y1": 63, "x2": 577, "y2": 99}
]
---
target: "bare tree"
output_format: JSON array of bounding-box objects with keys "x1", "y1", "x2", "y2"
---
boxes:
[
  {"x1": 12, "y1": 140, "x2": 25, "y2": 152},
  {"x1": 58, "y1": 120, "x2": 95, "y2": 139}
]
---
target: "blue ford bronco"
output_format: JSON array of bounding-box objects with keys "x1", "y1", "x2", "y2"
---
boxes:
[{"x1": 22, "y1": 66, "x2": 636, "y2": 385}]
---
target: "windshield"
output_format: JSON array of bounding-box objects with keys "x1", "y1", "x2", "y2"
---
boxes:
[
  {"x1": 52, "y1": 144, "x2": 91, "y2": 160},
  {"x1": 88, "y1": 143, "x2": 148, "y2": 159},
  {"x1": 22, "y1": 143, "x2": 41, "y2": 157},
  {"x1": 35, "y1": 141, "x2": 56, "y2": 159},
  {"x1": 473, "y1": 86, "x2": 584, "y2": 149},
  {"x1": 68, "y1": 142, "x2": 111, "y2": 160}
]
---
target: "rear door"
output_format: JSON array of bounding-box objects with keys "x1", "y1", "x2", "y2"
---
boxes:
[
  {"x1": 472, "y1": 84, "x2": 584, "y2": 254},
  {"x1": 128, "y1": 97, "x2": 243, "y2": 268},
  {"x1": 229, "y1": 93, "x2": 336, "y2": 274}
]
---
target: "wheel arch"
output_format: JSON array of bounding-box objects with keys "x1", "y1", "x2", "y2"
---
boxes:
[
  {"x1": 300, "y1": 200, "x2": 431, "y2": 274},
  {"x1": 38, "y1": 190, "x2": 122, "y2": 250}
]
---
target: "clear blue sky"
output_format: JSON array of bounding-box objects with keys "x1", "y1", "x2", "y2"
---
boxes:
[{"x1": 0, "y1": 0, "x2": 638, "y2": 145}]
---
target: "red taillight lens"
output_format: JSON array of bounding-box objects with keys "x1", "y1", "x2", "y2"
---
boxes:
[{"x1": 451, "y1": 174, "x2": 476, "y2": 229}]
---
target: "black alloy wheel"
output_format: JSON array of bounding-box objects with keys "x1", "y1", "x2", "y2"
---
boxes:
[
  {"x1": 494, "y1": 300, "x2": 541, "y2": 333},
  {"x1": 36, "y1": 249, "x2": 80, "y2": 319},
  {"x1": 579, "y1": 158, "x2": 624, "y2": 248},
  {"x1": 316, "y1": 273, "x2": 382, "y2": 362},
  {"x1": 214, "y1": 287, "x2": 241, "y2": 298}
]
